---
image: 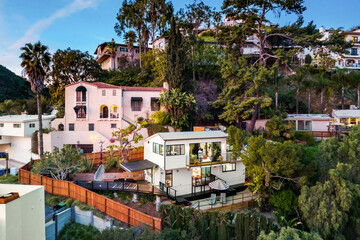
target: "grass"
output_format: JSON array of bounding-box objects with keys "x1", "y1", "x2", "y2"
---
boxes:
[{"x1": 0, "y1": 175, "x2": 18, "y2": 184}]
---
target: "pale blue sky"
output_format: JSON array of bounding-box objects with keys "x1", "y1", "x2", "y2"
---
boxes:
[{"x1": 0, "y1": 0, "x2": 359, "y2": 75}]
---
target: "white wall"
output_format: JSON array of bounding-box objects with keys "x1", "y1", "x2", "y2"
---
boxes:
[
  {"x1": 0, "y1": 184, "x2": 45, "y2": 240},
  {"x1": 0, "y1": 136, "x2": 32, "y2": 163},
  {"x1": 0, "y1": 122, "x2": 25, "y2": 136}
]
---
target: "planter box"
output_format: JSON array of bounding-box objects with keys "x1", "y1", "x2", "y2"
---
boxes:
[{"x1": 71, "y1": 171, "x2": 145, "y2": 182}]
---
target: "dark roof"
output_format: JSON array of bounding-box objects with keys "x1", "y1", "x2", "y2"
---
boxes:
[{"x1": 120, "y1": 160, "x2": 157, "y2": 172}]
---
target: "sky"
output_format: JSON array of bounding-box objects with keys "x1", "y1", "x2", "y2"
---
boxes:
[{"x1": 0, "y1": 0, "x2": 359, "y2": 75}]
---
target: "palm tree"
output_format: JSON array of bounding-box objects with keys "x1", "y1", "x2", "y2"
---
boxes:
[
  {"x1": 268, "y1": 63, "x2": 284, "y2": 112},
  {"x1": 350, "y1": 70, "x2": 360, "y2": 108},
  {"x1": 124, "y1": 31, "x2": 137, "y2": 64},
  {"x1": 331, "y1": 68, "x2": 351, "y2": 109},
  {"x1": 288, "y1": 67, "x2": 308, "y2": 114},
  {"x1": 313, "y1": 73, "x2": 333, "y2": 113},
  {"x1": 302, "y1": 77, "x2": 314, "y2": 114},
  {"x1": 20, "y1": 41, "x2": 51, "y2": 156},
  {"x1": 106, "y1": 40, "x2": 117, "y2": 70}
]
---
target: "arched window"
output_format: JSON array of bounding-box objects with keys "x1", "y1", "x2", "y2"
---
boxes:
[
  {"x1": 58, "y1": 124, "x2": 64, "y2": 131},
  {"x1": 100, "y1": 105, "x2": 109, "y2": 118},
  {"x1": 76, "y1": 86, "x2": 87, "y2": 102},
  {"x1": 110, "y1": 105, "x2": 119, "y2": 119}
]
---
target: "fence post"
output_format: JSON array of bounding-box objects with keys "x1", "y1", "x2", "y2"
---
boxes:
[
  {"x1": 52, "y1": 179, "x2": 54, "y2": 194},
  {"x1": 105, "y1": 198, "x2": 107, "y2": 213},
  {"x1": 85, "y1": 190, "x2": 88, "y2": 204},
  {"x1": 127, "y1": 208, "x2": 131, "y2": 227},
  {"x1": 41, "y1": 175, "x2": 43, "y2": 186},
  {"x1": 68, "y1": 182, "x2": 70, "y2": 197},
  {"x1": 152, "y1": 218, "x2": 155, "y2": 231}
]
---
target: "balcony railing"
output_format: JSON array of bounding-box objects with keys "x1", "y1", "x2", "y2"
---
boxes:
[
  {"x1": 186, "y1": 152, "x2": 237, "y2": 167},
  {"x1": 110, "y1": 113, "x2": 120, "y2": 119}
]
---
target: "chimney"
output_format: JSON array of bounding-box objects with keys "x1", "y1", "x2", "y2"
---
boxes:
[{"x1": 163, "y1": 82, "x2": 169, "y2": 91}]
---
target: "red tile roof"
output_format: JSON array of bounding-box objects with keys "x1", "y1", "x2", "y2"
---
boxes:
[{"x1": 65, "y1": 81, "x2": 166, "y2": 91}]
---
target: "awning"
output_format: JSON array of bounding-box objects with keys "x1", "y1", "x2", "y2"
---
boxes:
[
  {"x1": 151, "y1": 97, "x2": 159, "y2": 101},
  {"x1": 120, "y1": 160, "x2": 157, "y2": 172},
  {"x1": 131, "y1": 97, "x2": 143, "y2": 101},
  {"x1": 73, "y1": 106, "x2": 86, "y2": 113},
  {"x1": 76, "y1": 86, "x2": 87, "y2": 92}
]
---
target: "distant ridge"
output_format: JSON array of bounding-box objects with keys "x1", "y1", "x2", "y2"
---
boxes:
[{"x1": 0, "y1": 65, "x2": 33, "y2": 101}]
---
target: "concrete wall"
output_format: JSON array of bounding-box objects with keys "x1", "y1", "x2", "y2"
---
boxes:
[
  {"x1": 45, "y1": 208, "x2": 72, "y2": 240},
  {"x1": 0, "y1": 184, "x2": 45, "y2": 240},
  {"x1": 0, "y1": 136, "x2": 33, "y2": 163}
]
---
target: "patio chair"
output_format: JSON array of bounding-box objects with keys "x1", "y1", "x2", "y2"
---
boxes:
[
  {"x1": 220, "y1": 192, "x2": 226, "y2": 204},
  {"x1": 209, "y1": 193, "x2": 216, "y2": 205}
]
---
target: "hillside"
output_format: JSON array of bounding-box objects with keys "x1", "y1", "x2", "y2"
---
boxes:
[{"x1": 0, "y1": 64, "x2": 33, "y2": 102}]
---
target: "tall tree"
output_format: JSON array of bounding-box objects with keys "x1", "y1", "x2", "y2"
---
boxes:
[
  {"x1": 106, "y1": 40, "x2": 118, "y2": 70},
  {"x1": 313, "y1": 73, "x2": 333, "y2": 113},
  {"x1": 332, "y1": 68, "x2": 351, "y2": 109},
  {"x1": 124, "y1": 30, "x2": 137, "y2": 63},
  {"x1": 288, "y1": 66, "x2": 309, "y2": 114},
  {"x1": 164, "y1": 17, "x2": 191, "y2": 91},
  {"x1": 50, "y1": 48, "x2": 102, "y2": 106},
  {"x1": 267, "y1": 62, "x2": 284, "y2": 112},
  {"x1": 350, "y1": 70, "x2": 360, "y2": 107},
  {"x1": 20, "y1": 41, "x2": 51, "y2": 156}
]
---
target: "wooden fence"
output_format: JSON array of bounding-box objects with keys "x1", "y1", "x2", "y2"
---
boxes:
[
  {"x1": 83, "y1": 148, "x2": 144, "y2": 165},
  {"x1": 18, "y1": 162, "x2": 161, "y2": 231}
]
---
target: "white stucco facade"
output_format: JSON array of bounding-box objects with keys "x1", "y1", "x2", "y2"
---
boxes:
[
  {"x1": 44, "y1": 81, "x2": 168, "y2": 153},
  {"x1": 0, "y1": 113, "x2": 55, "y2": 163},
  {"x1": 144, "y1": 131, "x2": 246, "y2": 196},
  {"x1": 0, "y1": 184, "x2": 45, "y2": 240}
]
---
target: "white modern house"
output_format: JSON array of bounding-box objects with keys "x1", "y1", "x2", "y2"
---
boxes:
[
  {"x1": 0, "y1": 184, "x2": 45, "y2": 240},
  {"x1": 141, "y1": 131, "x2": 245, "y2": 197},
  {"x1": 0, "y1": 113, "x2": 55, "y2": 163},
  {"x1": 44, "y1": 81, "x2": 168, "y2": 153}
]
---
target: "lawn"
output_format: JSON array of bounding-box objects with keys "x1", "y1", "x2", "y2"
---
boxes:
[{"x1": 0, "y1": 175, "x2": 18, "y2": 184}]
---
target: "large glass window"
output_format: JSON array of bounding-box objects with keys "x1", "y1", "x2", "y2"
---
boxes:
[
  {"x1": 222, "y1": 163, "x2": 236, "y2": 172},
  {"x1": 298, "y1": 120, "x2": 312, "y2": 131},
  {"x1": 166, "y1": 145, "x2": 185, "y2": 156},
  {"x1": 76, "y1": 86, "x2": 86, "y2": 102},
  {"x1": 189, "y1": 142, "x2": 221, "y2": 163},
  {"x1": 165, "y1": 170, "x2": 172, "y2": 187}
]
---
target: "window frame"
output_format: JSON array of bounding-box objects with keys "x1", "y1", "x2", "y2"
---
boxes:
[
  {"x1": 0, "y1": 123, "x2": 3, "y2": 127},
  {"x1": 151, "y1": 98, "x2": 160, "y2": 111},
  {"x1": 102, "y1": 90, "x2": 106, "y2": 96},
  {"x1": 111, "y1": 123, "x2": 117, "y2": 129},
  {"x1": 166, "y1": 144, "x2": 185, "y2": 156},
  {"x1": 89, "y1": 123, "x2": 94, "y2": 131},
  {"x1": 222, "y1": 163, "x2": 236, "y2": 172},
  {"x1": 131, "y1": 98, "x2": 143, "y2": 111},
  {"x1": 165, "y1": 170, "x2": 173, "y2": 187},
  {"x1": 29, "y1": 123, "x2": 35, "y2": 128},
  {"x1": 13, "y1": 124, "x2": 21, "y2": 128},
  {"x1": 69, "y1": 123, "x2": 75, "y2": 131}
]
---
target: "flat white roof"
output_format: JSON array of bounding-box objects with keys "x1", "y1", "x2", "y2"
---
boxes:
[
  {"x1": 332, "y1": 110, "x2": 360, "y2": 118},
  {"x1": 0, "y1": 114, "x2": 55, "y2": 123},
  {"x1": 286, "y1": 114, "x2": 333, "y2": 121},
  {"x1": 154, "y1": 131, "x2": 228, "y2": 141}
]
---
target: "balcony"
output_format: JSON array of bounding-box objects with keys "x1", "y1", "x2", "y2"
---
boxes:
[
  {"x1": 186, "y1": 152, "x2": 236, "y2": 167},
  {"x1": 110, "y1": 113, "x2": 119, "y2": 119}
]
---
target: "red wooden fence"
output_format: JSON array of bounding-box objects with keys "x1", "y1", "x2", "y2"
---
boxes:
[
  {"x1": 83, "y1": 148, "x2": 144, "y2": 165},
  {"x1": 18, "y1": 157, "x2": 161, "y2": 232}
]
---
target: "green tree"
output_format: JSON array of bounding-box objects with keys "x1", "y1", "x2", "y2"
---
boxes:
[
  {"x1": 313, "y1": 73, "x2": 333, "y2": 113},
  {"x1": 106, "y1": 40, "x2": 118, "y2": 70},
  {"x1": 299, "y1": 163, "x2": 360, "y2": 240},
  {"x1": 124, "y1": 30, "x2": 137, "y2": 64},
  {"x1": 20, "y1": 41, "x2": 51, "y2": 156},
  {"x1": 50, "y1": 48, "x2": 102, "y2": 106},
  {"x1": 0, "y1": 99, "x2": 23, "y2": 114},
  {"x1": 159, "y1": 89, "x2": 197, "y2": 130},
  {"x1": 287, "y1": 66, "x2": 310, "y2": 114},
  {"x1": 257, "y1": 227, "x2": 322, "y2": 240},
  {"x1": 227, "y1": 125, "x2": 251, "y2": 161},
  {"x1": 31, "y1": 145, "x2": 88, "y2": 180},
  {"x1": 213, "y1": 56, "x2": 272, "y2": 132},
  {"x1": 332, "y1": 68, "x2": 352, "y2": 109},
  {"x1": 165, "y1": 17, "x2": 191, "y2": 91},
  {"x1": 350, "y1": 70, "x2": 360, "y2": 107},
  {"x1": 265, "y1": 114, "x2": 295, "y2": 142},
  {"x1": 269, "y1": 189, "x2": 298, "y2": 218}
]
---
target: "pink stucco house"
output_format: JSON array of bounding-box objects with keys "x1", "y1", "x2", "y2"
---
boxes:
[{"x1": 44, "y1": 81, "x2": 169, "y2": 153}]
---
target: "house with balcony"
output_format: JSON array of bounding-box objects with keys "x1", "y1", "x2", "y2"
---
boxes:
[
  {"x1": 141, "y1": 131, "x2": 245, "y2": 198},
  {"x1": 94, "y1": 39, "x2": 141, "y2": 70},
  {"x1": 44, "y1": 81, "x2": 168, "y2": 153},
  {"x1": 0, "y1": 113, "x2": 55, "y2": 163},
  {"x1": 330, "y1": 107, "x2": 360, "y2": 133}
]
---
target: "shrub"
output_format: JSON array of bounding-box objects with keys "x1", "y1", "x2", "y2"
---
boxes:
[
  {"x1": 269, "y1": 189, "x2": 298, "y2": 217},
  {"x1": 58, "y1": 222, "x2": 100, "y2": 240},
  {"x1": 294, "y1": 131, "x2": 315, "y2": 145},
  {"x1": 150, "y1": 110, "x2": 170, "y2": 125},
  {"x1": 45, "y1": 196, "x2": 64, "y2": 207}
]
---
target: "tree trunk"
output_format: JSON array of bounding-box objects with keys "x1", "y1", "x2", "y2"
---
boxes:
[
  {"x1": 296, "y1": 85, "x2": 299, "y2": 114},
  {"x1": 37, "y1": 93, "x2": 44, "y2": 156},
  {"x1": 275, "y1": 87, "x2": 278, "y2": 112},
  {"x1": 320, "y1": 89, "x2": 324, "y2": 113},
  {"x1": 308, "y1": 91, "x2": 311, "y2": 114},
  {"x1": 248, "y1": 104, "x2": 259, "y2": 133},
  {"x1": 358, "y1": 87, "x2": 360, "y2": 108},
  {"x1": 342, "y1": 85, "x2": 345, "y2": 109}
]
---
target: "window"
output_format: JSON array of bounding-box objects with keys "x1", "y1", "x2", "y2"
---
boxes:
[
  {"x1": 102, "y1": 90, "x2": 106, "y2": 96},
  {"x1": 69, "y1": 124, "x2": 74, "y2": 131},
  {"x1": 13, "y1": 124, "x2": 21, "y2": 128},
  {"x1": 353, "y1": 37, "x2": 358, "y2": 43},
  {"x1": 135, "y1": 49, "x2": 140, "y2": 54},
  {"x1": 120, "y1": 47, "x2": 128, "y2": 52},
  {"x1": 0, "y1": 136, "x2": 2, "y2": 140},
  {"x1": 0, "y1": 123, "x2": 4, "y2": 127},
  {"x1": 151, "y1": 98, "x2": 160, "y2": 111},
  {"x1": 75, "y1": 86, "x2": 87, "y2": 102},
  {"x1": 74, "y1": 106, "x2": 86, "y2": 118},
  {"x1": 110, "y1": 105, "x2": 119, "y2": 118},
  {"x1": 298, "y1": 120, "x2": 312, "y2": 131},
  {"x1": 131, "y1": 97, "x2": 143, "y2": 111},
  {"x1": 111, "y1": 123, "x2": 117, "y2": 128},
  {"x1": 113, "y1": 90, "x2": 116, "y2": 96},
  {"x1": 58, "y1": 124, "x2": 64, "y2": 131},
  {"x1": 159, "y1": 42, "x2": 163, "y2": 48},
  {"x1": 222, "y1": 163, "x2": 236, "y2": 172},
  {"x1": 166, "y1": 145, "x2": 185, "y2": 156},
  {"x1": 29, "y1": 123, "x2": 35, "y2": 128},
  {"x1": 351, "y1": 48, "x2": 358, "y2": 55},
  {"x1": 165, "y1": 170, "x2": 173, "y2": 187},
  {"x1": 153, "y1": 143, "x2": 159, "y2": 154},
  {"x1": 100, "y1": 105, "x2": 109, "y2": 118},
  {"x1": 189, "y1": 142, "x2": 221, "y2": 162},
  {"x1": 350, "y1": 118, "x2": 357, "y2": 125},
  {"x1": 159, "y1": 144, "x2": 164, "y2": 155},
  {"x1": 89, "y1": 123, "x2": 94, "y2": 131}
]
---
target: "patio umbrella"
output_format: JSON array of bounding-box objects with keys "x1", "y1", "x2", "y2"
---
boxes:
[{"x1": 209, "y1": 179, "x2": 229, "y2": 191}]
